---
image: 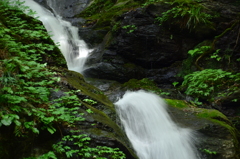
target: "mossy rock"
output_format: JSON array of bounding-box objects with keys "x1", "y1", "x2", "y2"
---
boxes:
[
  {"x1": 77, "y1": 0, "x2": 142, "y2": 31},
  {"x1": 123, "y1": 78, "x2": 171, "y2": 97},
  {"x1": 166, "y1": 99, "x2": 239, "y2": 159},
  {"x1": 58, "y1": 70, "x2": 137, "y2": 158}
]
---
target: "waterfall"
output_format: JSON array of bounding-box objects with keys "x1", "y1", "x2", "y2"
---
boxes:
[
  {"x1": 16, "y1": 1, "x2": 200, "y2": 158},
  {"x1": 16, "y1": 0, "x2": 92, "y2": 73},
  {"x1": 115, "y1": 90, "x2": 199, "y2": 159}
]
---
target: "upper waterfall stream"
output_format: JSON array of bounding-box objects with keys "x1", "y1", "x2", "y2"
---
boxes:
[
  {"x1": 115, "y1": 90, "x2": 199, "y2": 159},
  {"x1": 17, "y1": 0, "x2": 92, "y2": 73}
]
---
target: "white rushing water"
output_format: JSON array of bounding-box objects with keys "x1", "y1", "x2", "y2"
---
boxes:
[
  {"x1": 115, "y1": 90, "x2": 199, "y2": 159},
  {"x1": 16, "y1": 0, "x2": 92, "y2": 73}
]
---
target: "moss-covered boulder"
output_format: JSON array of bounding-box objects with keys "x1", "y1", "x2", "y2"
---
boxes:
[
  {"x1": 54, "y1": 69, "x2": 138, "y2": 158},
  {"x1": 166, "y1": 99, "x2": 240, "y2": 159}
]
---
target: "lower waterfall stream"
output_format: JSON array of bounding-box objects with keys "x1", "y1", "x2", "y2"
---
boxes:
[
  {"x1": 115, "y1": 90, "x2": 199, "y2": 159},
  {"x1": 17, "y1": 1, "x2": 200, "y2": 158}
]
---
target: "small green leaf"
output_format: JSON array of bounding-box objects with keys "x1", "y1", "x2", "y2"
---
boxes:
[
  {"x1": 32, "y1": 127, "x2": 39, "y2": 134},
  {"x1": 172, "y1": 82, "x2": 179, "y2": 87},
  {"x1": 1, "y1": 118, "x2": 12, "y2": 126},
  {"x1": 47, "y1": 126, "x2": 56, "y2": 134}
]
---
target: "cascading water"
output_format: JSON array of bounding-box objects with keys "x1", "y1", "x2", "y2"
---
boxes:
[
  {"x1": 17, "y1": 0, "x2": 92, "y2": 73},
  {"x1": 16, "y1": 1, "x2": 200, "y2": 158},
  {"x1": 115, "y1": 90, "x2": 199, "y2": 159}
]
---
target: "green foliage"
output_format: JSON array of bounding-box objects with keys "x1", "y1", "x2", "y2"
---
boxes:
[
  {"x1": 123, "y1": 78, "x2": 170, "y2": 96},
  {"x1": 112, "y1": 21, "x2": 121, "y2": 32},
  {"x1": 83, "y1": 99, "x2": 98, "y2": 105},
  {"x1": 122, "y1": 25, "x2": 137, "y2": 33},
  {"x1": 188, "y1": 46, "x2": 211, "y2": 57},
  {"x1": 210, "y1": 49, "x2": 221, "y2": 61},
  {"x1": 142, "y1": 0, "x2": 162, "y2": 7},
  {"x1": 181, "y1": 69, "x2": 240, "y2": 104},
  {"x1": 0, "y1": 3, "x2": 126, "y2": 159},
  {"x1": 78, "y1": 0, "x2": 141, "y2": 31},
  {"x1": 51, "y1": 131, "x2": 126, "y2": 159},
  {"x1": 155, "y1": 0, "x2": 217, "y2": 30},
  {"x1": 187, "y1": 45, "x2": 221, "y2": 60},
  {"x1": 179, "y1": 41, "x2": 222, "y2": 77},
  {"x1": 172, "y1": 81, "x2": 179, "y2": 87},
  {"x1": 200, "y1": 148, "x2": 217, "y2": 155},
  {"x1": 0, "y1": 21, "x2": 75, "y2": 134}
]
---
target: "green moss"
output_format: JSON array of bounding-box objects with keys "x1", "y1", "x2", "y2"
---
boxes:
[
  {"x1": 124, "y1": 63, "x2": 137, "y2": 69},
  {"x1": 167, "y1": 99, "x2": 239, "y2": 147},
  {"x1": 78, "y1": 0, "x2": 142, "y2": 31},
  {"x1": 165, "y1": 99, "x2": 192, "y2": 108},
  {"x1": 65, "y1": 70, "x2": 114, "y2": 108},
  {"x1": 167, "y1": 99, "x2": 232, "y2": 127},
  {"x1": 196, "y1": 109, "x2": 235, "y2": 133},
  {"x1": 123, "y1": 78, "x2": 171, "y2": 96},
  {"x1": 196, "y1": 109, "x2": 228, "y2": 121},
  {"x1": 197, "y1": 108, "x2": 239, "y2": 146}
]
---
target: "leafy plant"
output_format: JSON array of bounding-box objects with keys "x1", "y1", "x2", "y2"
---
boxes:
[
  {"x1": 83, "y1": 99, "x2": 97, "y2": 105},
  {"x1": 188, "y1": 46, "x2": 211, "y2": 57},
  {"x1": 172, "y1": 81, "x2": 179, "y2": 87},
  {"x1": 142, "y1": 0, "x2": 162, "y2": 7},
  {"x1": 122, "y1": 25, "x2": 137, "y2": 34},
  {"x1": 181, "y1": 69, "x2": 240, "y2": 104},
  {"x1": 210, "y1": 49, "x2": 221, "y2": 61},
  {"x1": 200, "y1": 148, "x2": 217, "y2": 155},
  {"x1": 86, "y1": 109, "x2": 94, "y2": 114},
  {"x1": 51, "y1": 131, "x2": 126, "y2": 159},
  {"x1": 155, "y1": 0, "x2": 217, "y2": 30}
]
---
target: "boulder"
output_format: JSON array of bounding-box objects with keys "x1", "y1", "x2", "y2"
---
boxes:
[{"x1": 166, "y1": 99, "x2": 240, "y2": 159}]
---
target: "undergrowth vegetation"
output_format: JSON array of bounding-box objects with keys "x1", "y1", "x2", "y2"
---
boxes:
[
  {"x1": 155, "y1": 0, "x2": 217, "y2": 30},
  {"x1": 177, "y1": 21, "x2": 240, "y2": 106},
  {"x1": 78, "y1": 0, "x2": 217, "y2": 33},
  {"x1": 181, "y1": 69, "x2": 240, "y2": 105},
  {"x1": 0, "y1": 1, "x2": 125, "y2": 158}
]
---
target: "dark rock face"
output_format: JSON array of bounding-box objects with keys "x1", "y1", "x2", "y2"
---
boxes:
[
  {"x1": 115, "y1": 9, "x2": 184, "y2": 69},
  {"x1": 34, "y1": 0, "x2": 91, "y2": 23},
  {"x1": 81, "y1": 1, "x2": 240, "y2": 87},
  {"x1": 82, "y1": 6, "x2": 205, "y2": 86},
  {"x1": 83, "y1": 47, "x2": 146, "y2": 82},
  {"x1": 78, "y1": 28, "x2": 109, "y2": 47}
]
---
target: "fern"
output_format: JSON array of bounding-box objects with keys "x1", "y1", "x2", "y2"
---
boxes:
[
  {"x1": 181, "y1": 69, "x2": 240, "y2": 104},
  {"x1": 155, "y1": 0, "x2": 217, "y2": 30}
]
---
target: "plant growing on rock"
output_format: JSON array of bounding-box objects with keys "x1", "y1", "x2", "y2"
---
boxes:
[
  {"x1": 155, "y1": 0, "x2": 217, "y2": 30},
  {"x1": 122, "y1": 24, "x2": 137, "y2": 33},
  {"x1": 181, "y1": 69, "x2": 240, "y2": 105},
  {"x1": 49, "y1": 130, "x2": 126, "y2": 159}
]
